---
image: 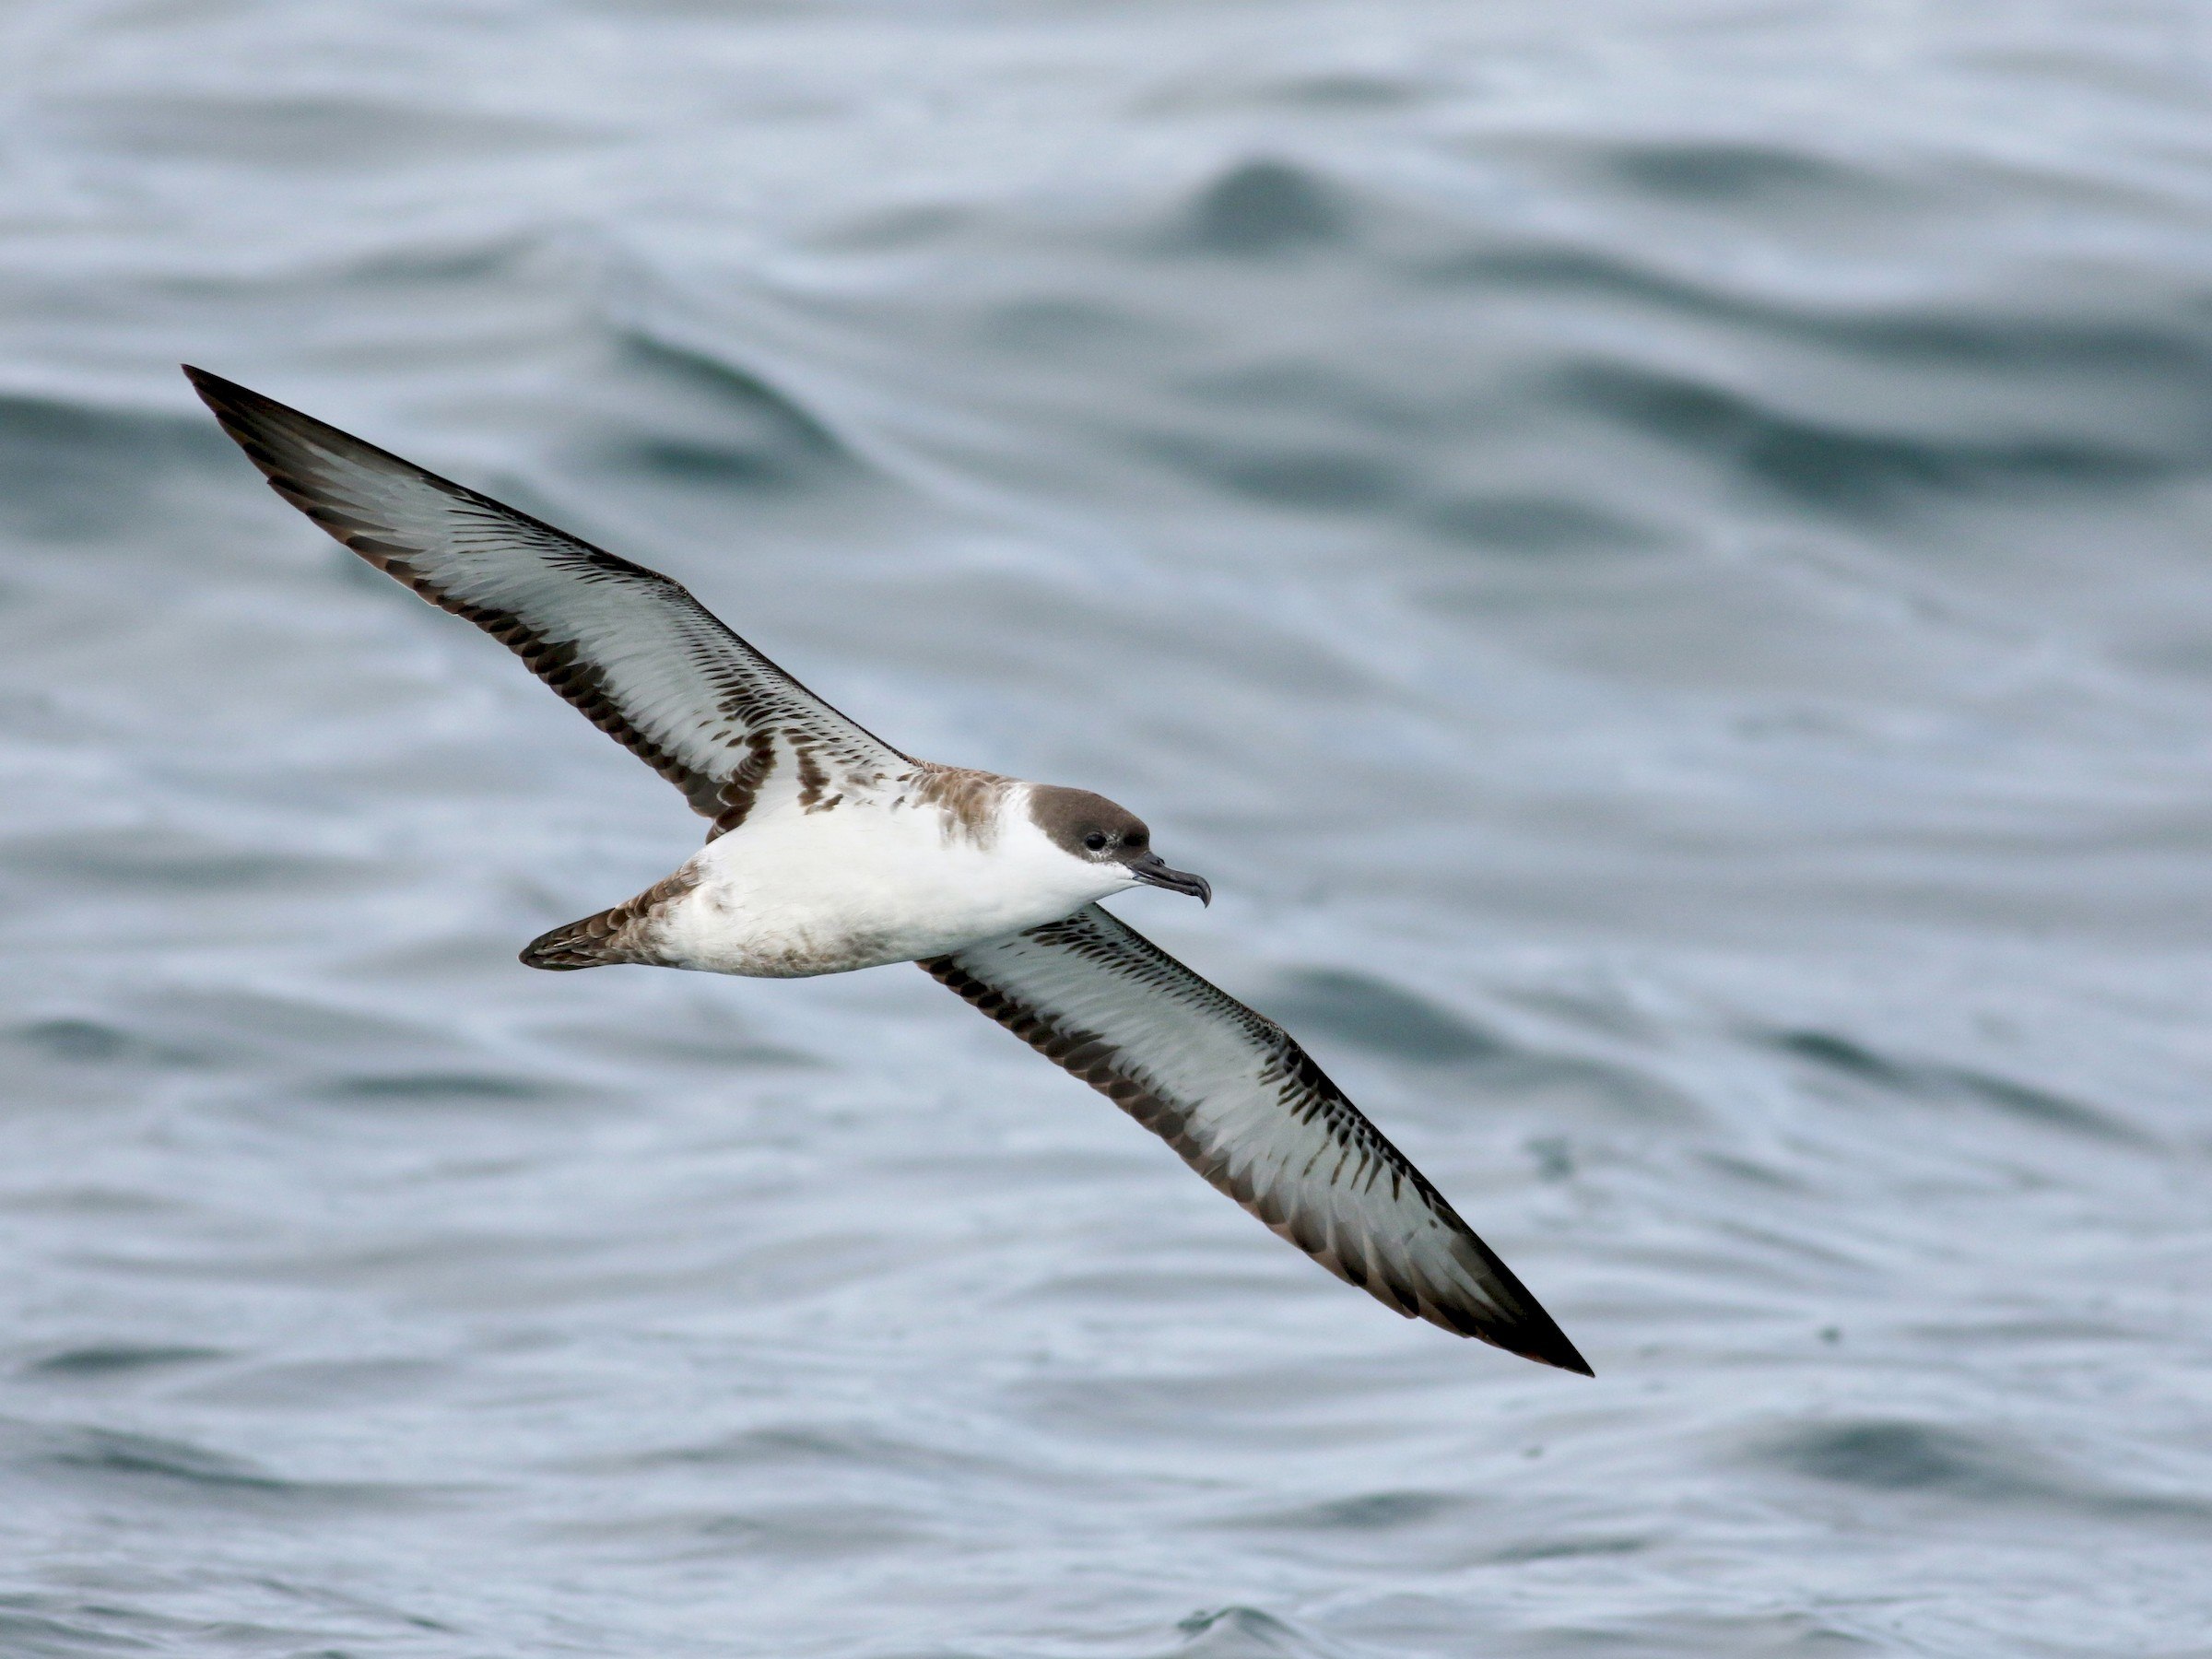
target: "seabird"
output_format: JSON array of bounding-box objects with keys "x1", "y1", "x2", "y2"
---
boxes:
[{"x1": 184, "y1": 365, "x2": 1591, "y2": 1375}]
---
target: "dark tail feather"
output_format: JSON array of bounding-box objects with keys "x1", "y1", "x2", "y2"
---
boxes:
[
  {"x1": 520, "y1": 907, "x2": 633, "y2": 971},
  {"x1": 518, "y1": 868, "x2": 697, "y2": 971}
]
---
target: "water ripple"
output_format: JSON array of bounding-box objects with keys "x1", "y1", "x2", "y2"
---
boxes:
[{"x1": 5, "y1": 1, "x2": 2211, "y2": 1654}]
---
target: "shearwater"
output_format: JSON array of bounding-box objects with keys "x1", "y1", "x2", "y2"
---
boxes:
[{"x1": 185, "y1": 365, "x2": 1590, "y2": 1376}]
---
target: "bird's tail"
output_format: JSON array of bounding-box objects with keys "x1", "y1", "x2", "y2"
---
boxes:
[
  {"x1": 519, "y1": 869, "x2": 697, "y2": 971},
  {"x1": 521, "y1": 908, "x2": 633, "y2": 970}
]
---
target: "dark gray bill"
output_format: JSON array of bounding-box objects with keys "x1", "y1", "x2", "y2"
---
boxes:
[{"x1": 1132, "y1": 852, "x2": 1211, "y2": 905}]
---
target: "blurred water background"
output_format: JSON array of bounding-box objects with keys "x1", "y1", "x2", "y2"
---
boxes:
[{"x1": 5, "y1": 1, "x2": 2212, "y2": 1653}]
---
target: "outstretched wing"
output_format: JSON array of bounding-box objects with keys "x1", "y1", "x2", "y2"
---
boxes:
[
  {"x1": 923, "y1": 907, "x2": 1590, "y2": 1371},
  {"x1": 186, "y1": 366, "x2": 908, "y2": 836}
]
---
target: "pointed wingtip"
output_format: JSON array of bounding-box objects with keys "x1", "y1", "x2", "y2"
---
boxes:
[
  {"x1": 1549, "y1": 1344, "x2": 1597, "y2": 1379},
  {"x1": 1434, "y1": 1253, "x2": 1593, "y2": 1375},
  {"x1": 1428, "y1": 1280, "x2": 1594, "y2": 1374},
  {"x1": 180, "y1": 367, "x2": 398, "y2": 489},
  {"x1": 181, "y1": 363, "x2": 260, "y2": 417},
  {"x1": 181, "y1": 364, "x2": 260, "y2": 433},
  {"x1": 1500, "y1": 1313, "x2": 1594, "y2": 1377},
  {"x1": 1431, "y1": 1232, "x2": 1593, "y2": 1375}
]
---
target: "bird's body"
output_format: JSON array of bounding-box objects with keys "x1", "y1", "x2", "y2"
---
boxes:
[
  {"x1": 536, "y1": 771, "x2": 1147, "y2": 978},
  {"x1": 185, "y1": 363, "x2": 1591, "y2": 1376}
]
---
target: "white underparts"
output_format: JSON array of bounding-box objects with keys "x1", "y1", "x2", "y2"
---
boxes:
[{"x1": 646, "y1": 781, "x2": 1137, "y2": 977}]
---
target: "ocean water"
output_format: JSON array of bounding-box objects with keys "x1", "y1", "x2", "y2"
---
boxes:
[{"x1": 5, "y1": 1, "x2": 2212, "y2": 1653}]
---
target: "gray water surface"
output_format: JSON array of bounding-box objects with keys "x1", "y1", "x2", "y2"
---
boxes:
[{"x1": 4, "y1": 2, "x2": 2212, "y2": 1654}]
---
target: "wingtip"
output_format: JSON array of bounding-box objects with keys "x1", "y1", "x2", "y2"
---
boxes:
[
  {"x1": 181, "y1": 365, "x2": 258, "y2": 431},
  {"x1": 1500, "y1": 1317, "x2": 1594, "y2": 1377},
  {"x1": 1551, "y1": 1345, "x2": 1597, "y2": 1379},
  {"x1": 181, "y1": 363, "x2": 257, "y2": 412},
  {"x1": 1433, "y1": 1236, "x2": 1593, "y2": 1374},
  {"x1": 1441, "y1": 1275, "x2": 1593, "y2": 1375}
]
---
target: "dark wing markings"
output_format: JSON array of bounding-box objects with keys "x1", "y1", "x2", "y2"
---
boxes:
[
  {"x1": 923, "y1": 906, "x2": 1590, "y2": 1371},
  {"x1": 186, "y1": 366, "x2": 907, "y2": 835}
]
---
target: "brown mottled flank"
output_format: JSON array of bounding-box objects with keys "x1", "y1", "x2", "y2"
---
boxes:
[
  {"x1": 521, "y1": 866, "x2": 700, "y2": 970},
  {"x1": 709, "y1": 731, "x2": 779, "y2": 840},
  {"x1": 907, "y1": 764, "x2": 1013, "y2": 845}
]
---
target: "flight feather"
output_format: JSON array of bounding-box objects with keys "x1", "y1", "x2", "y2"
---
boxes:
[
  {"x1": 924, "y1": 906, "x2": 1590, "y2": 1371},
  {"x1": 184, "y1": 365, "x2": 905, "y2": 837}
]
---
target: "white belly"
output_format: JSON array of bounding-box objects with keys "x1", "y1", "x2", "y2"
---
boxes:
[{"x1": 648, "y1": 794, "x2": 1124, "y2": 977}]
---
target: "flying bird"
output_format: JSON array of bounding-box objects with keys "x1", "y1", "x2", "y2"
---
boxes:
[{"x1": 184, "y1": 365, "x2": 1590, "y2": 1375}]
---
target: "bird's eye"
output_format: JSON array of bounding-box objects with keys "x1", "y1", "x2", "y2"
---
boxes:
[{"x1": 1083, "y1": 831, "x2": 1109, "y2": 852}]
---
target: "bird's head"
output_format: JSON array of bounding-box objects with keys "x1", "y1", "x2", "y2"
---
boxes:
[{"x1": 1027, "y1": 785, "x2": 1211, "y2": 905}]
